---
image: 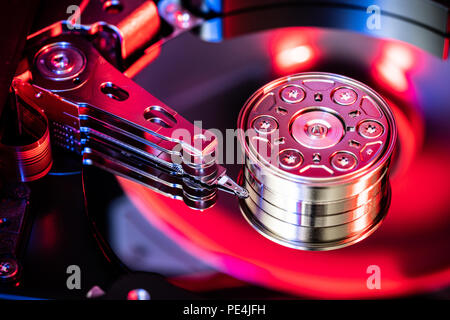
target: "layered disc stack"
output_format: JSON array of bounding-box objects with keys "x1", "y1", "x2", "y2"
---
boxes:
[{"x1": 237, "y1": 72, "x2": 396, "y2": 250}]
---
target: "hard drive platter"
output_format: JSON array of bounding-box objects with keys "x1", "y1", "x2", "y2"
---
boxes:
[
  {"x1": 83, "y1": 25, "x2": 450, "y2": 298},
  {"x1": 1, "y1": 0, "x2": 449, "y2": 302}
]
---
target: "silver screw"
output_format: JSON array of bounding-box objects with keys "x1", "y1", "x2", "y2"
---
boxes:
[
  {"x1": 279, "y1": 149, "x2": 303, "y2": 169},
  {"x1": 358, "y1": 120, "x2": 384, "y2": 139},
  {"x1": 331, "y1": 152, "x2": 358, "y2": 171},
  {"x1": 252, "y1": 116, "x2": 278, "y2": 134},
  {"x1": 50, "y1": 53, "x2": 70, "y2": 71},
  {"x1": 333, "y1": 87, "x2": 357, "y2": 105},
  {"x1": 280, "y1": 85, "x2": 305, "y2": 103},
  {"x1": 36, "y1": 42, "x2": 86, "y2": 80}
]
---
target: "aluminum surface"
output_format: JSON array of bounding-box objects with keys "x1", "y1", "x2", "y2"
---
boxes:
[{"x1": 237, "y1": 72, "x2": 397, "y2": 250}]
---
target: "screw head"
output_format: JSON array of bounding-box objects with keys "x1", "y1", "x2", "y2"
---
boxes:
[
  {"x1": 331, "y1": 152, "x2": 358, "y2": 171},
  {"x1": 0, "y1": 258, "x2": 18, "y2": 280},
  {"x1": 333, "y1": 87, "x2": 358, "y2": 105},
  {"x1": 358, "y1": 120, "x2": 384, "y2": 139},
  {"x1": 35, "y1": 42, "x2": 86, "y2": 81},
  {"x1": 278, "y1": 149, "x2": 303, "y2": 169},
  {"x1": 280, "y1": 85, "x2": 305, "y2": 104},
  {"x1": 50, "y1": 53, "x2": 70, "y2": 71},
  {"x1": 252, "y1": 116, "x2": 278, "y2": 134}
]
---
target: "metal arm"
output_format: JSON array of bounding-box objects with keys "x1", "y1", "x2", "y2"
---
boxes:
[{"x1": 15, "y1": 33, "x2": 247, "y2": 210}]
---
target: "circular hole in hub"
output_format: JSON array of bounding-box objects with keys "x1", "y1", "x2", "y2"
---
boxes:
[{"x1": 290, "y1": 108, "x2": 345, "y2": 149}]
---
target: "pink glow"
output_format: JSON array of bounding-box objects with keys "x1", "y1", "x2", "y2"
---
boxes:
[
  {"x1": 270, "y1": 28, "x2": 318, "y2": 74},
  {"x1": 373, "y1": 43, "x2": 416, "y2": 93}
]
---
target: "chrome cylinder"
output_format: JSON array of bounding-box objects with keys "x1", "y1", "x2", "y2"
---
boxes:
[{"x1": 237, "y1": 72, "x2": 396, "y2": 250}]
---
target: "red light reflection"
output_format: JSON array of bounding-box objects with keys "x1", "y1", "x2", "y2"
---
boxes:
[
  {"x1": 270, "y1": 28, "x2": 318, "y2": 74},
  {"x1": 275, "y1": 45, "x2": 313, "y2": 71},
  {"x1": 386, "y1": 98, "x2": 424, "y2": 180},
  {"x1": 373, "y1": 43, "x2": 416, "y2": 94},
  {"x1": 375, "y1": 62, "x2": 409, "y2": 92},
  {"x1": 118, "y1": 94, "x2": 450, "y2": 298},
  {"x1": 117, "y1": 31, "x2": 449, "y2": 299}
]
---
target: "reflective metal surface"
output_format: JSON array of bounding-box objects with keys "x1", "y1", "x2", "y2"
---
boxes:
[
  {"x1": 35, "y1": 42, "x2": 86, "y2": 81},
  {"x1": 16, "y1": 25, "x2": 246, "y2": 210},
  {"x1": 237, "y1": 72, "x2": 396, "y2": 250},
  {"x1": 111, "y1": 24, "x2": 450, "y2": 297}
]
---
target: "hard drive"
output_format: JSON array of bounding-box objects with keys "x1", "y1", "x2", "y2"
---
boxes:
[{"x1": 0, "y1": 0, "x2": 449, "y2": 301}]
